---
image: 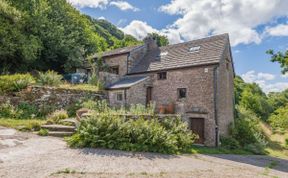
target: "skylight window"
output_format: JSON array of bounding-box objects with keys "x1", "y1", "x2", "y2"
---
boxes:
[
  {"x1": 160, "y1": 51, "x2": 168, "y2": 56},
  {"x1": 189, "y1": 46, "x2": 201, "y2": 53}
]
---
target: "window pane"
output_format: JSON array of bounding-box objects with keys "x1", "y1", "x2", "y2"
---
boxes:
[{"x1": 178, "y1": 88, "x2": 187, "y2": 99}]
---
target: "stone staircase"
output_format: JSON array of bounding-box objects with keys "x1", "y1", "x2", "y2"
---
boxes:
[{"x1": 40, "y1": 122, "x2": 77, "y2": 137}]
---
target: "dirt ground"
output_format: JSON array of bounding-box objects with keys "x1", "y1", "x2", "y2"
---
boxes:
[{"x1": 0, "y1": 126, "x2": 287, "y2": 178}]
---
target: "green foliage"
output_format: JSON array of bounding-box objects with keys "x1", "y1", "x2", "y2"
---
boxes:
[
  {"x1": 220, "y1": 136, "x2": 240, "y2": 150},
  {"x1": 0, "y1": 0, "x2": 140, "y2": 73},
  {"x1": 268, "y1": 105, "x2": 288, "y2": 130},
  {"x1": 285, "y1": 138, "x2": 288, "y2": 147},
  {"x1": 0, "y1": 74, "x2": 35, "y2": 93},
  {"x1": 239, "y1": 83, "x2": 272, "y2": 121},
  {"x1": 0, "y1": 118, "x2": 45, "y2": 131},
  {"x1": 148, "y1": 33, "x2": 169, "y2": 47},
  {"x1": 129, "y1": 103, "x2": 155, "y2": 115},
  {"x1": 0, "y1": 101, "x2": 40, "y2": 119},
  {"x1": 38, "y1": 128, "x2": 49, "y2": 136},
  {"x1": 67, "y1": 113, "x2": 196, "y2": 154},
  {"x1": 37, "y1": 70, "x2": 62, "y2": 86},
  {"x1": 47, "y1": 109, "x2": 68, "y2": 124},
  {"x1": 266, "y1": 49, "x2": 288, "y2": 74},
  {"x1": 267, "y1": 89, "x2": 288, "y2": 112}
]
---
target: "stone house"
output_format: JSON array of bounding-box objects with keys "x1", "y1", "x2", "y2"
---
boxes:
[{"x1": 78, "y1": 34, "x2": 235, "y2": 146}]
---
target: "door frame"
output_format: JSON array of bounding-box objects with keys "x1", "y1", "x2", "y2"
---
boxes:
[{"x1": 146, "y1": 87, "x2": 153, "y2": 106}]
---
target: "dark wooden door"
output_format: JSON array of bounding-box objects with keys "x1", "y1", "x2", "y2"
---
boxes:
[
  {"x1": 190, "y1": 118, "x2": 205, "y2": 144},
  {"x1": 146, "y1": 87, "x2": 152, "y2": 106}
]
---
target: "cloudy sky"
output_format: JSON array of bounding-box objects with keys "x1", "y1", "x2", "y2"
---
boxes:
[{"x1": 67, "y1": 0, "x2": 288, "y2": 93}]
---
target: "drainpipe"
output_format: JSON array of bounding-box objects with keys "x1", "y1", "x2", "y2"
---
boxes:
[{"x1": 213, "y1": 65, "x2": 219, "y2": 147}]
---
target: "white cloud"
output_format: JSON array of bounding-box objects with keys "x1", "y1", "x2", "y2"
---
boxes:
[
  {"x1": 110, "y1": 1, "x2": 139, "y2": 11},
  {"x1": 265, "y1": 24, "x2": 288, "y2": 36},
  {"x1": 241, "y1": 71, "x2": 288, "y2": 93},
  {"x1": 67, "y1": 0, "x2": 109, "y2": 9},
  {"x1": 98, "y1": 16, "x2": 106, "y2": 20},
  {"x1": 282, "y1": 73, "x2": 288, "y2": 78},
  {"x1": 67, "y1": 0, "x2": 139, "y2": 11},
  {"x1": 241, "y1": 71, "x2": 275, "y2": 83},
  {"x1": 120, "y1": 20, "x2": 159, "y2": 40},
  {"x1": 157, "y1": 0, "x2": 288, "y2": 46}
]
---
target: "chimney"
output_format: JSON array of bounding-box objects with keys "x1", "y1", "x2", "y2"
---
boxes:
[{"x1": 144, "y1": 35, "x2": 158, "y2": 51}]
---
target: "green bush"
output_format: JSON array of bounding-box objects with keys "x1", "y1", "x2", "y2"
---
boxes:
[
  {"x1": 268, "y1": 105, "x2": 288, "y2": 130},
  {"x1": 220, "y1": 136, "x2": 240, "y2": 149},
  {"x1": 0, "y1": 102, "x2": 20, "y2": 118},
  {"x1": 0, "y1": 74, "x2": 35, "y2": 93},
  {"x1": 47, "y1": 109, "x2": 68, "y2": 124},
  {"x1": 37, "y1": 70, "x2": 62, "y2": 86},
  {"x1": 67, "y1": 115, "x2": 196, "y2": 154},
  {"x1": 285, "y1": 138, "x2": 288, "y2": 147},
  {"x1": 17, "y1": 102, "x2": 39, "y2": 119},
  {"x1": 38, "y1": 129, "x2": 49, "y2": 136}
]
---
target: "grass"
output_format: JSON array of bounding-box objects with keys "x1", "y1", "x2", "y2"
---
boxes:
[
  {"x1": 189, "y1": 145, "x2": 252, "y2": 155},
  {"x1": 260, "y1": 121, "x2": 288, "y2": 159},
  {"x1": 58, "y1": 84, "x2": 100, "y2": 92},
  {"x1": 0, "y1": 118, "x2": 45, "y2": 131}
]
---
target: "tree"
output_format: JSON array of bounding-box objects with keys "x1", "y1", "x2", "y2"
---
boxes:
[
  {"x1": 148, "y1": 33, "x2": 169, "y2": 47},
  {"x1": 266, "y1": 49, "x2": 288, "y2": 74}
]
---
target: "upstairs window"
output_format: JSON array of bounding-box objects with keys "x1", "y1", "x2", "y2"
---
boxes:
[
  {"x1": 110, "y1": 66, "x2": 119, "y2": 75},
  {"x1": 157, "y1": 72, "x2": 167, "y2": 80},
  {"x1": 116, "y1": 93, "x2": 123, "y2": 101},
  {"x1": 178, "y1": 88, "x2": 187, "y2": 99}
]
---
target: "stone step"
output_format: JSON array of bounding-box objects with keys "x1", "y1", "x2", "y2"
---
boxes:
[
  {"x1": 47, "y1": 131, "x2": 74, "y2": 137},
  {"x1": 41, "y1": 125, "x2": 76, "y2": 132}
]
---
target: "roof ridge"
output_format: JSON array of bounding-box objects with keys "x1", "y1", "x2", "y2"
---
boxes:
[{"x1": 160, "y1": 33, "x2": 229, "y2": 49}]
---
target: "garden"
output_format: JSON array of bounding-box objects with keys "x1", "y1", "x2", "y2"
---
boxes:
[{"x1": 0, "y1": 73, "x2": 287, "y2": 157}]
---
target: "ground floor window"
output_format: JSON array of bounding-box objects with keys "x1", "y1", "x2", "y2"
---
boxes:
[
  {"x1": 178, "y1": 88, "x2": 187, "y2": 99},
  {"x1": 116, "y1": 93, "x2": 123, "y2": 101}
]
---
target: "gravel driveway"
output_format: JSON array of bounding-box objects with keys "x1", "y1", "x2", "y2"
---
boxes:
[{"x1": 0, "y1": 126, "x2": 287, "y2": 178}]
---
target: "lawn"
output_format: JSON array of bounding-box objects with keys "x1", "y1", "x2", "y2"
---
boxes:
[
  {"x1": 0, "y1": 118, "x2": 45, "y2": 131},
  {"x1": 58, "y1": 84, "x2": 101, "y2": 92}
]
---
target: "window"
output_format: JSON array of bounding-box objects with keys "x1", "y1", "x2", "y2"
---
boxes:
[
  {"x1": 189, "y1": 46, "x2": 201, "y2": 53},
  {"x1": 157, "y1": 72, "x2": 167, "y2": 80},
  {"x1": 178, "y1": 88, "x2": 187, "y2": 99},
  {"x1": 116, "y1": 93, "x2": 123, "y2": 101},
  {"x1": 110, "y1": 66, "x2": 119, "y2": 75}
]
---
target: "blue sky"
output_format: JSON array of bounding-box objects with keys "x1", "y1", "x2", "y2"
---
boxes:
[{"x1": 68, "y1": 0, "x2": 288, "y2": 93}]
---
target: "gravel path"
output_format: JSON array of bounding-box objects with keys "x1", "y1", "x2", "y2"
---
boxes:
[{"x1": 0, "y1": 126, "x2": 287, "y2": 178}]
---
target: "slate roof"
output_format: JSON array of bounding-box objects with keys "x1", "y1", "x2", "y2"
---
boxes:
[
  {"x1": 92, "y1": 45, "x2": 141, "y2": 58},
  {"x1": 129, "y1": 34, "x2": 229, "y2": 74},
  {"x1": 106, "y1": 75, "x2": 148, "y2": 90}
]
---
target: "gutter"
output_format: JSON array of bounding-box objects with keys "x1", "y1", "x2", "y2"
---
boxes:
[{"x1": 213, "y1": 65, "x2": 219, "y2": 147}]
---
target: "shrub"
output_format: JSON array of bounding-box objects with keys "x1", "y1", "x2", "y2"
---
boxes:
[
  {"x1": 17, "y1": 102, "x2": 39, "y2": 119},
  {"x1": 38, "y1": 129, "x2": 49, "y2": 136},
  {"x1": 0, "y1": 102, "x2": 20, "y2": 118},
  {"x1": 47, "y1": 109, "x2": 68, "y2": 124},
  {"x1": 268, "y1": 105, "x2": 288, "y2": 130},
  {"x1": 37, "y1": 70, "x2": 62, "y2": 86},
  {"x1": 220, "y1": 136, "x2": 240, "y2": 149},
  {"x1": 0, "y1": 74, "x2": 35, "y2": 93},
  {"x1": 67, "y1": 115, "x2": 196, "y2": 154},
  {"x1": 285, "y1": 138, "x2": 288, "y2": 147},
  {"x1": 81, "y1": 100, "x2": 110, "y2": 113}
]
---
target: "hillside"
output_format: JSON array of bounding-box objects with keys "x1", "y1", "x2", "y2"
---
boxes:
[{"x1": 0, "y1": 0, "x2": 140, "y2": 73}]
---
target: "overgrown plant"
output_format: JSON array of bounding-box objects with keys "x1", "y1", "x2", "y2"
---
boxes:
[
  {"x1": 37, "y1": 70, "x2": 62, "y2": 86},
  {"x1": 46, "y1": 109, "x2": 68, "y2": 124},
  {"x1": 0, "y1": 74, "x2": 35, "y2": 93},
  {"x1": 67, "y1": 115, "x2": 196, "y2": 154}
]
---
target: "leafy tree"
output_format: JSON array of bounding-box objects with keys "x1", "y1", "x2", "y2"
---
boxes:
[
  {"x1": 268, "y1": 105, "x2": 288, "y2": 130},
  {"x1": 148, "y1": 33, "x2": 169, "y2": 47},
  {"x1": 267, "y1": 89, "x2": 288, "y2": 112},
  {"x1": 266, "y1": 49, "x2": 288, "y2": 74}
]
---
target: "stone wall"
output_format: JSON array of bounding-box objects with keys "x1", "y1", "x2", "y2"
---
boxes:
[
  {"x1": 0, "y1": 86, "x2": 105, "y2": 111},
  {"x1": 104, "y1": 54, "x2": 129, "y2": 76},
  {"x1": 128, "y1": 46, "x2": 147, "y2": 73}
]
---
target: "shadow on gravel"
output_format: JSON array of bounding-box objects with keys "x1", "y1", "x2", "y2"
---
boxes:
[
  {"x1": 210, "y1": 154, "x2": 288, "y2": 173},
  {"x1": 78, "y1": 148, "x2": 179, "y2": 160}
]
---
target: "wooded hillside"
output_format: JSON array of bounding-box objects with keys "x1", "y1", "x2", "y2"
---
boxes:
[{"x1": 0, "y1": 0, "x2": 140, "y2": 73}]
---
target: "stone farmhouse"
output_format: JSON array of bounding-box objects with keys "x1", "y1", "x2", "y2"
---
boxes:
[{"x1": 78, "y1": 34, "x2": 235, "y2": 146}]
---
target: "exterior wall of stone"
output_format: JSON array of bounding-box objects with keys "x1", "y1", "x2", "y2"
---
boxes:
[
  {"x1": 0, "y1": 86, "x2": 104, "y2": 112},
  {"x1": 104, "y1": 54, "x2": 129, "y2": 76},
  {"x1": 216, "y1": 47, "x2": 235, "y2": 138},
  {"x1": 108, "y1": 89, "x2": 126, "y2": 108},
  {"x1": 149, "y1": 66, "x2": 217, "y2": 146}
]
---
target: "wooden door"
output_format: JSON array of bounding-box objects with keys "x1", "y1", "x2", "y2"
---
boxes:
[
  {"x1": 190, "y1": 118, "x2": 205, "y2": 144},
  {"x1": 146, "y1": 87, "x2": 152, "y2": 106}
]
